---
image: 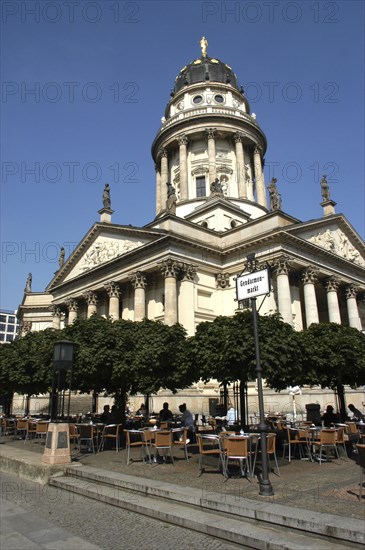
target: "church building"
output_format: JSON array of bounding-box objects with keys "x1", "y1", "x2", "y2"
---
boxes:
[{"x1": 17, "y1": 39, "x2": 365, "y2": 415}]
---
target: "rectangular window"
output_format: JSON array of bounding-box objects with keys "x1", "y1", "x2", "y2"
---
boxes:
[
  {"x1": 0, "y1": 315, "x2": 6, "y2": 323},
  {"x1": 6, "y1": 334, "x2": 14, "y2": 342},
  {"x1": 196, "y1": 176, "x2": 206, "y2": 197},
  {"x1": 0, "y1": 324, "x2": 6, "y2": 332}
]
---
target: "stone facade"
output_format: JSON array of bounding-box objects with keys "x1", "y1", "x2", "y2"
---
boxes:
[{"x1": 17, "y1": 45, "x2": 365, "y2": 416}]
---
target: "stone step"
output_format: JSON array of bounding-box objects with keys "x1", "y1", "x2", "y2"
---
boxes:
[{"x1": 50, "y1": 466, "x2": 364, "y2": 549}]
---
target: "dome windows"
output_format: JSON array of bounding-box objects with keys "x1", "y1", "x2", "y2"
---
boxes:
[
  {"x1": 214, "y1": 94, "x2": 224, "y2": 104},
  {"x1": 192, "y1": 95, "x2": 203, "y2": 105}
]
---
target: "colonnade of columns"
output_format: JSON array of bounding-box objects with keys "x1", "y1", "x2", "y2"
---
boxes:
[
  {"x1": 51, "y1": 260, "x2": 197, "y2": 329},
  {"x1": 50, "y1": 256, "x2": 362, "y2": 332},
  {"x1": 273, "y1": 255, "x2": 362, "y2": 329},
  {"x1": 154, "y1": 129, "x2": 267, "y2": 213}
]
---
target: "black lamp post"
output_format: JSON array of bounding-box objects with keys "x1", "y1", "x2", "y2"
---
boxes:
[{"x1": 51, "y1": 340, "x2": 75, "y2": 422}]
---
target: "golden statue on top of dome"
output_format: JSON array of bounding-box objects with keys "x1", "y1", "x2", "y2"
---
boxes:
[{"x1": 200, "y1": 36, "x2": 208, "y2": 57}]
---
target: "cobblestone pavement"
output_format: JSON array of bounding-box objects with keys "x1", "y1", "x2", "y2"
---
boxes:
[{"x1": 0, "y1": 471, "x2": 242, "y2": 550}]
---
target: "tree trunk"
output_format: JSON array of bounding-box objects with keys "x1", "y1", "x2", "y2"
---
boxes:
[
  {"x1": 239, "y1": 379, "x2": 247, "y2": 428},
  {"x1": 336, "y1": 383, "x2": 347, "y2": 422}
]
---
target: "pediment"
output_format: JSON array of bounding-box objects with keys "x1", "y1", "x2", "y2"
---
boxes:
[
  {"x1": 288, "y1": 218, "x2": 365, "y2": 268},
  {"x1": 48, "y1": 224, "x2": 163, "y2": 288},
  {"x1": 186, "y1": 197, "x2": 252, "y2": 231}
]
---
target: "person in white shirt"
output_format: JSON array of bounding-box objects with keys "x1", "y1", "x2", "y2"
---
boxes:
[{"x1": 226, "y1": 404, "x2": 237, "y2": 426}]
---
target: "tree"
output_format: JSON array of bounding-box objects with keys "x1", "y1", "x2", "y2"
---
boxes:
[
  {"x1": 125, "y1": 319, "x2": 196, "y2": 411},
  {"x1": 191, "y1": 310, "x2": 301, "y2": 424},
  {"x1": 0, "y1": 329, "x2": 61, "y2": 415},
  {"x1": 299, "y1": 323, "x2": 365, "y2": 421}
]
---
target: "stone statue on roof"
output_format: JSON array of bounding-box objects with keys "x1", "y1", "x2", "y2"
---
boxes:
[
  {"x1": 58, "y1": 247, "x2": 65, "y2": 269},
  {"x1": 166, "y1": 182, "x2": 177, "y2": 214},
  {"x1": 24, "y1": 273, "x2": 32, "y2": 293},
  {"x1": 102, "y1": 183, "x2": 111, "y2": 209},
  {"x1": 268, "y1": 178, "x2": 282, "y2": 211},
  {"x1": 200, "y1": 36, "x2": 208, "y2": 57},
  {"x1": 210, "y1": 178, "x2": 223, "y2": 195},
  {"x1": 320, "y1": 175, "x2": 330, "y2": 200}
]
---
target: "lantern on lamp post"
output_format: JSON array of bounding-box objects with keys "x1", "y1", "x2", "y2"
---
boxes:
[{"x1": 51, "y1": 340, "x2": 75, "y2": 421}]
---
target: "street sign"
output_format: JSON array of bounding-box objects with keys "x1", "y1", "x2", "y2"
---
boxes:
[{"x1": 236, "y1": 268, "x2": 270, "y2": 301}]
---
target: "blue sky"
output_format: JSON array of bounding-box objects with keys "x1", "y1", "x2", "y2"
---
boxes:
[{"x1": 1, "y1": 0, "x2": 364, "y2": 311}]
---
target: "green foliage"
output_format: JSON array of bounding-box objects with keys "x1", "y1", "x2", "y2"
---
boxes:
[
  {"x1": 298, "y1": 323, "x2": 365, "y2": 390},
  {"x1": 191, "y1": 310, "x2": 302, "y2": 391},
  {"x1": 0, "y1": 329, "x2": 61, "y2": 396}
]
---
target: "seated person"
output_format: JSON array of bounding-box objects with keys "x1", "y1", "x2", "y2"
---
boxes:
[
  {"x1": 348, "y1": 404, "x2": 365, "y2": 422},
  {"x1": 159, "y1": 402, "x2": 174, "y2": 422},
  {"x1": 100, "y1": 404, "x2": 113, "y2": 424},
  {"x1": 179, "y1": 403, "x2": 196, "y2": 443},
  {"x1": 137, "y1": 403, "x2": 148, "y2": 420},
  {"x1": 226, "y1": 404, "x2": 237, "y2": 426},
  {"x1": 321, "y1": 405, "x2": 339, "y2": 427}
]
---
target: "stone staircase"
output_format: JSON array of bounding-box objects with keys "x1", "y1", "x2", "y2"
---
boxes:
[{"x1": 50, "y1": 465, "x2": 364, "y2": 549}]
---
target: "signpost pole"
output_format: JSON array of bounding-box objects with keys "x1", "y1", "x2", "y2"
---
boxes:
[
  {"x1": 251, "y1": 296, "x2": 274, "y2": 496},
  {"x1": 235, "y1": 254, "x2": 274, "y2": 496}
]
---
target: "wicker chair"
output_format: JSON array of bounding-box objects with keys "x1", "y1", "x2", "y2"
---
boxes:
[
  {"x1": 197, "y1": 434, "x2": 223, "y2": 477},
  {"x1": 125, "y1": 429, "x2": 151, "y2": 465},
  {"x1": 312, "y1": 429, "x2": 339, "y2": 464}
]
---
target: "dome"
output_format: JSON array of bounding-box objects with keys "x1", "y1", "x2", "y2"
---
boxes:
[{"x1": 172, "y1": 56, "x2": 241, "y2": 95}]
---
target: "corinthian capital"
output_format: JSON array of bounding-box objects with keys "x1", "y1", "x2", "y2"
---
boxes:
[
  {"x1": 274, "y1": 255, "x2": 291, "y2": 276},
  {"x1": 253, "y1": 144, "x2": 263, "y2": 156},
  {"x1": 177, "y1": 134, "x2": 188, "y2": 146},
  {"x1": 324, "y1": 276, "x2": 340, "y2": 293},
  {"x1": 65, "y1": 299, "x2": 79, "y2": 313},
  {"x1": 158, "y1": 147, "x2": 168, "y2": 159},
  {"x1": 301, "y1": 266, "x2": 318, "y2": 285},
  {"x1": 104, "y1": 281, "x2": 121, "y2": 298},
  {"x1": 345, "y1": 284, "x2": 359, "y2": 299},
  {"x1": 233, "y1": 132, "x2": 244, "y2": 143},
  {"x1": 205, "y1": 128, "x2": 217, "y2": 140},
  {"x1": 130, "y1": 271, "x2": 147, "y2": 289},
  {"x1": 83, "y1": 291, "x2": 98, "y2": 306},
  {"x1": 160, "y1": 258, "x2": 179, "y2": 279},
  {"x1": 180, "y1": 263, "x2": 196, "y2": 282}
]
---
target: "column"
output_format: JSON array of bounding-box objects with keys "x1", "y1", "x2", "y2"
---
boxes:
[
  {"x1": 253, "y1": 145, "x2": 267, "y2": 208},
  {"x1": 205, "y1": 128, "x2": 217, "y2": 183},
  {"x1": 130, "y1": 271, "x2": 147, "y2": 321},
  {"x1": 51, "y1": 306, "x2": 62, "y2": 329},
  {"x1": 160, "y1": 259, "x2": 179, "y2": 326},
  {"x1": 178, "y1": 135, "x2": 188, "y2": 200},
  {"x1": 324, "y1": 276, "x2": 341, "y2": 324},
  {"x1": 83, "y1": 291, "x2": 98, "y2": 318},
  {"x1": 66, "y1": 299, "x2": 78, "y2": 324},
  {"x1": 345, "y1": 284, "x2": 362, "y2": 330},
  {"x1": 178, "y1": 264, "x2": 196, "y2": 335},
  {"x1": 274, "y1": 256, "x2": 293, "y2": 324},
  {"x1": 234, "y1": 132, "x2": 247, "y2": 199},
  {"x1": 301, "y1": 267, "x2": 319, "y2": 327},
  {"x1": 155, "y1": 164, "x2": 161, "y2": 214},
  {"x1": 159, "y1": 148, "x2": 168, "y2": 209},
  {"x1": 104, "y1": 281, "x2": 121, "y2": 321}
]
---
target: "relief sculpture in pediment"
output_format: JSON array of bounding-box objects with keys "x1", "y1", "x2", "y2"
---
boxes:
[
  {"x1": 80, "y1": 240, "x2": 143, "y2": 271},
  {"x1": 309, "y1": 229, "x2": 364, "y2": 266}
]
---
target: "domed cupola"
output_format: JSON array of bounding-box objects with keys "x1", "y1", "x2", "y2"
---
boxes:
[
  {"x1": 151, "y1": 38, "x2": 269, "y2": 228},
  {"x1": 173, "y1": 55, "x2": 241, "y2": 95}
]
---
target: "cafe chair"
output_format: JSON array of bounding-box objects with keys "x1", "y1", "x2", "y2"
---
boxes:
[
  {"x1": 99, "y1": 424, "x2": 122, "y2": 452},
  {"x1": 355, "y1": 444, "x2": 365, "y2": 500},
  {"x1": 282, "y1": 428, "x2": 305, "y2": 462},
  {"x1": 335, "y1": 427, "x2": 348, "y2": 459},
  {"x1": 77, "y1": 424, "x2": 96, "y2": 453},
  {"x1": 125, "y1": 429, "x2": 151, "y2": 465},
  {"x1": 35, "y1": 421, "x2": 49, "y2": 442},
  {"x1": 16, "y1": 419, "x2": 28, "y2": 439},
  {"x1": 69, "y1": 423, "x2": 81, "y2": 452},
  {"x1": 173, "y1": 427, "x2": 191, "y2": 461},
  {"x1": 151, "y1": 430, "x2": 174, "y2": 464},
  {"x1": 253, "y1": 433, "x2": 280, "y2": 477},
  {"x1": 197, "y1": 434, "x2": 223, "y2": 477},
  {"x1": 312, "y1": 429, "x2": 339, "y2": 464},
  {"x1": 24, "y1": 420, "x2": 37, "y2": 442},
  {"x1": 222, "y1": 436, "x2": 251, "y2": 481}
]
